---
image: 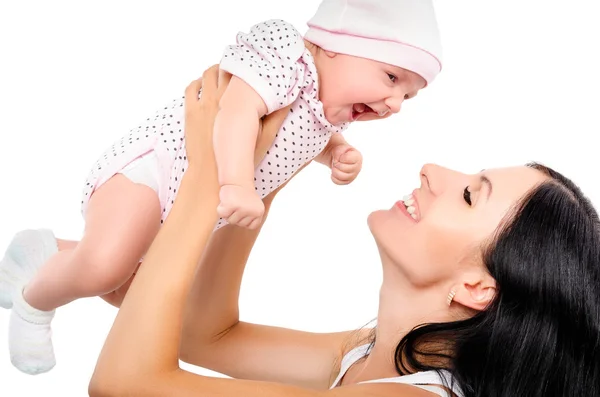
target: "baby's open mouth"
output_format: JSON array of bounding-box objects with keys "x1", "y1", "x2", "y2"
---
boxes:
[
  {"x1": 352, "y1": 103, "x2": 388, "y2": 120},
  {"x1": 352, "y1": 103, "x2": 374, "y2": 120}
]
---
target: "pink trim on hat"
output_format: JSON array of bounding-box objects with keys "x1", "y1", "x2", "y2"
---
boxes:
[{"x1": 304, "y1": 26, "x2": 442, "y2": 85}]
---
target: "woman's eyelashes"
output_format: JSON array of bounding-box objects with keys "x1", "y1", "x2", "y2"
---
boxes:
[{"x1": 463, "y1": 186, "x2": 472, "y2": 205}]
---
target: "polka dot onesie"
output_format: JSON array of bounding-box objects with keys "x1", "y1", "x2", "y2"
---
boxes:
[{"x1": 80, "y1": 19, "x2": 349, "y2": 231}]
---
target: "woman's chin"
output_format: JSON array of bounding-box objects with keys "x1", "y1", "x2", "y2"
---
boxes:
[
  {"x1": 367, "y1": 212, "x2": 398, "y2": 257},
  {"x1": 367, "y1": 208, "x2": 404, "y2": 239},
  {"x1": 366, "y1": 210, "x2": 386, "y2": 236}
]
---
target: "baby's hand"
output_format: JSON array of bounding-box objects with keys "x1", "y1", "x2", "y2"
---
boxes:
[
  {"x1": 217, "y1": 185, "x2": 264, "y2": 229},
  {"x1": 330, "y1": 144, "x2": 363, "y2": 185}
]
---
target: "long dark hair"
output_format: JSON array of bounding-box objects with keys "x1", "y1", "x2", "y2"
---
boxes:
[{"x1": 389, "y1": 163, "x2": 600, "y2": 396}]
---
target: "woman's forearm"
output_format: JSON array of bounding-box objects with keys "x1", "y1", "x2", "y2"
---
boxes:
[
  {"x1": 91, "y1": 163, "x2": 220, "y2": 386},
  {"x1": 180, "y1": 192, "x2": 276, "y2": 354},
  {"x1": 181, "y1": 100, "x2": 290, "y2": 356}
]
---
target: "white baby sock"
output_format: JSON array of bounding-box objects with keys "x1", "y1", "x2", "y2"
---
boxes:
[
  {"x1": 0, "y1": 229, "x2": 58, "y2": 309},
  {"x1": 9, "y1": 287, "x2": 56, "y2": 375}
]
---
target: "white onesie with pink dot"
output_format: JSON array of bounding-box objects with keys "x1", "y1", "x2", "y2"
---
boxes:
[{"x1": 80, "y1": 19, "x2": 349, "y2": 230}]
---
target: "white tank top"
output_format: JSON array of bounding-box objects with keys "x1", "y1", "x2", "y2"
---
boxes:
[{"x1": 329, "y1": 344, "x2": 465, "y2": 397}]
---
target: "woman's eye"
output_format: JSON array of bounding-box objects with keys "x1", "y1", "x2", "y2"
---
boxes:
[
  {"x1": 463, "y1": 186, "x2": 472, "y2": 205},
  {"x1": 387, "y1": 73, "x2": 397, "y2": 83}
]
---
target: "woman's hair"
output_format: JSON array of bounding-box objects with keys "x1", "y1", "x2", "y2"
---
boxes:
[{"x1": 381, "y1": 163, "x2": 600, "y2": 396}]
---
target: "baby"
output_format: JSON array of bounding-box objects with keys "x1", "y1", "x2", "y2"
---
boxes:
[{"x1": 0, "y1": 0, "x2": 442, "y2": 375}]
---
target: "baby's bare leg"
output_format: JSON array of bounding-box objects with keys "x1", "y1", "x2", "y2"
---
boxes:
[
  {"x1": 1, "y1": 238, "x2": 129, "y2": 307},
  {"x1": 24, "y1": 174, "x2": 160, "y2": 309},
  {"x1": 8, "y1": 174, "x2": 161, "y2": 374}
]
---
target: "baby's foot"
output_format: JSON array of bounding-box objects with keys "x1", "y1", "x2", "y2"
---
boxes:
[
  {"x1": 0, "y1": 229, "x2": 57, "y2": 309},
  {"x1": 9, "y1": 287, "x2": 56, "y2": 375}
]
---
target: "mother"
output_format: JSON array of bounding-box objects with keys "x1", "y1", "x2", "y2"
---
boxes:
[{"x1": 89, "y1": 66, "x2": 600, "y2": 397}]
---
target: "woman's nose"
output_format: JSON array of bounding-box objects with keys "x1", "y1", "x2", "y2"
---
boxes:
[
  {"x1": 420, "y1": 163, "x2": 467, "y2": 196},
  {"x1": 420, "y1": 164, "x2": 438, "y2": 195}
]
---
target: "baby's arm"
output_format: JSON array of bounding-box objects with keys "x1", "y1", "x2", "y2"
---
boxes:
[
  {"x1": 212, "y1": 75, "x2": 271, "y2": 229},
  {"x1": 313, "y1": 132, "x2": 348, "y2": 167},
  {"x1": 213, "y1": 75, "x2": 268, "y2": 191}
]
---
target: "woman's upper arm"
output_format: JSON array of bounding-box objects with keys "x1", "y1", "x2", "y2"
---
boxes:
[{"x1": 184, "y1": 322, "x2": 361, "y2": 389}]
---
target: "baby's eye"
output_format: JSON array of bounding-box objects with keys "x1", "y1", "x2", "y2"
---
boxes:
[{"x1": 387, "y1": 73, "x2": 397, "y2": 83}]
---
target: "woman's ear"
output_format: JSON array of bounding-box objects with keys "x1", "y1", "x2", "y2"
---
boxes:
[{"x1": 452, "y1": 271, "x2": 497, "y2": 311}]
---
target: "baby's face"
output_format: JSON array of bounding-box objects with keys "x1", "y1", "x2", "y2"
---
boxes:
[{"x1": 315, "y1": 52, "x2": 426, "y2": 126}]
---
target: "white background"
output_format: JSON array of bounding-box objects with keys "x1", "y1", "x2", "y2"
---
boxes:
[{"x1": 0, "y1": 1, "x2": 599, "y2": 395}]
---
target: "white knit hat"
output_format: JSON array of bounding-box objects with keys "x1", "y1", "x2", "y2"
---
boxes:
[{"x1": 304, "y1": 0, "x2": 443, "y2": 85}]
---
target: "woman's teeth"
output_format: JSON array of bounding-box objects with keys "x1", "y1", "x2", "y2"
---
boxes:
[{"x1": 402, "y1": 194, "x2": 418, "y2": 220}]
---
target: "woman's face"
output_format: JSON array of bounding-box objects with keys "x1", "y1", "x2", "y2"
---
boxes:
[{"x1": 367, "y1": 164, "x2": 549, "y2": 286}]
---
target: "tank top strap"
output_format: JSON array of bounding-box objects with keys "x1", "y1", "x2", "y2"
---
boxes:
[
  {"x1": 330, "y1": 344, "x2": 464, "y2": 397},
  {"x1": 329, "y1": 344, "x2": 371, "y2": 389}
]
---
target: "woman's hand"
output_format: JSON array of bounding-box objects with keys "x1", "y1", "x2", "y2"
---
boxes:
[{"x1": 183, "y1": 65, "x2": 226, "y2": 167}]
